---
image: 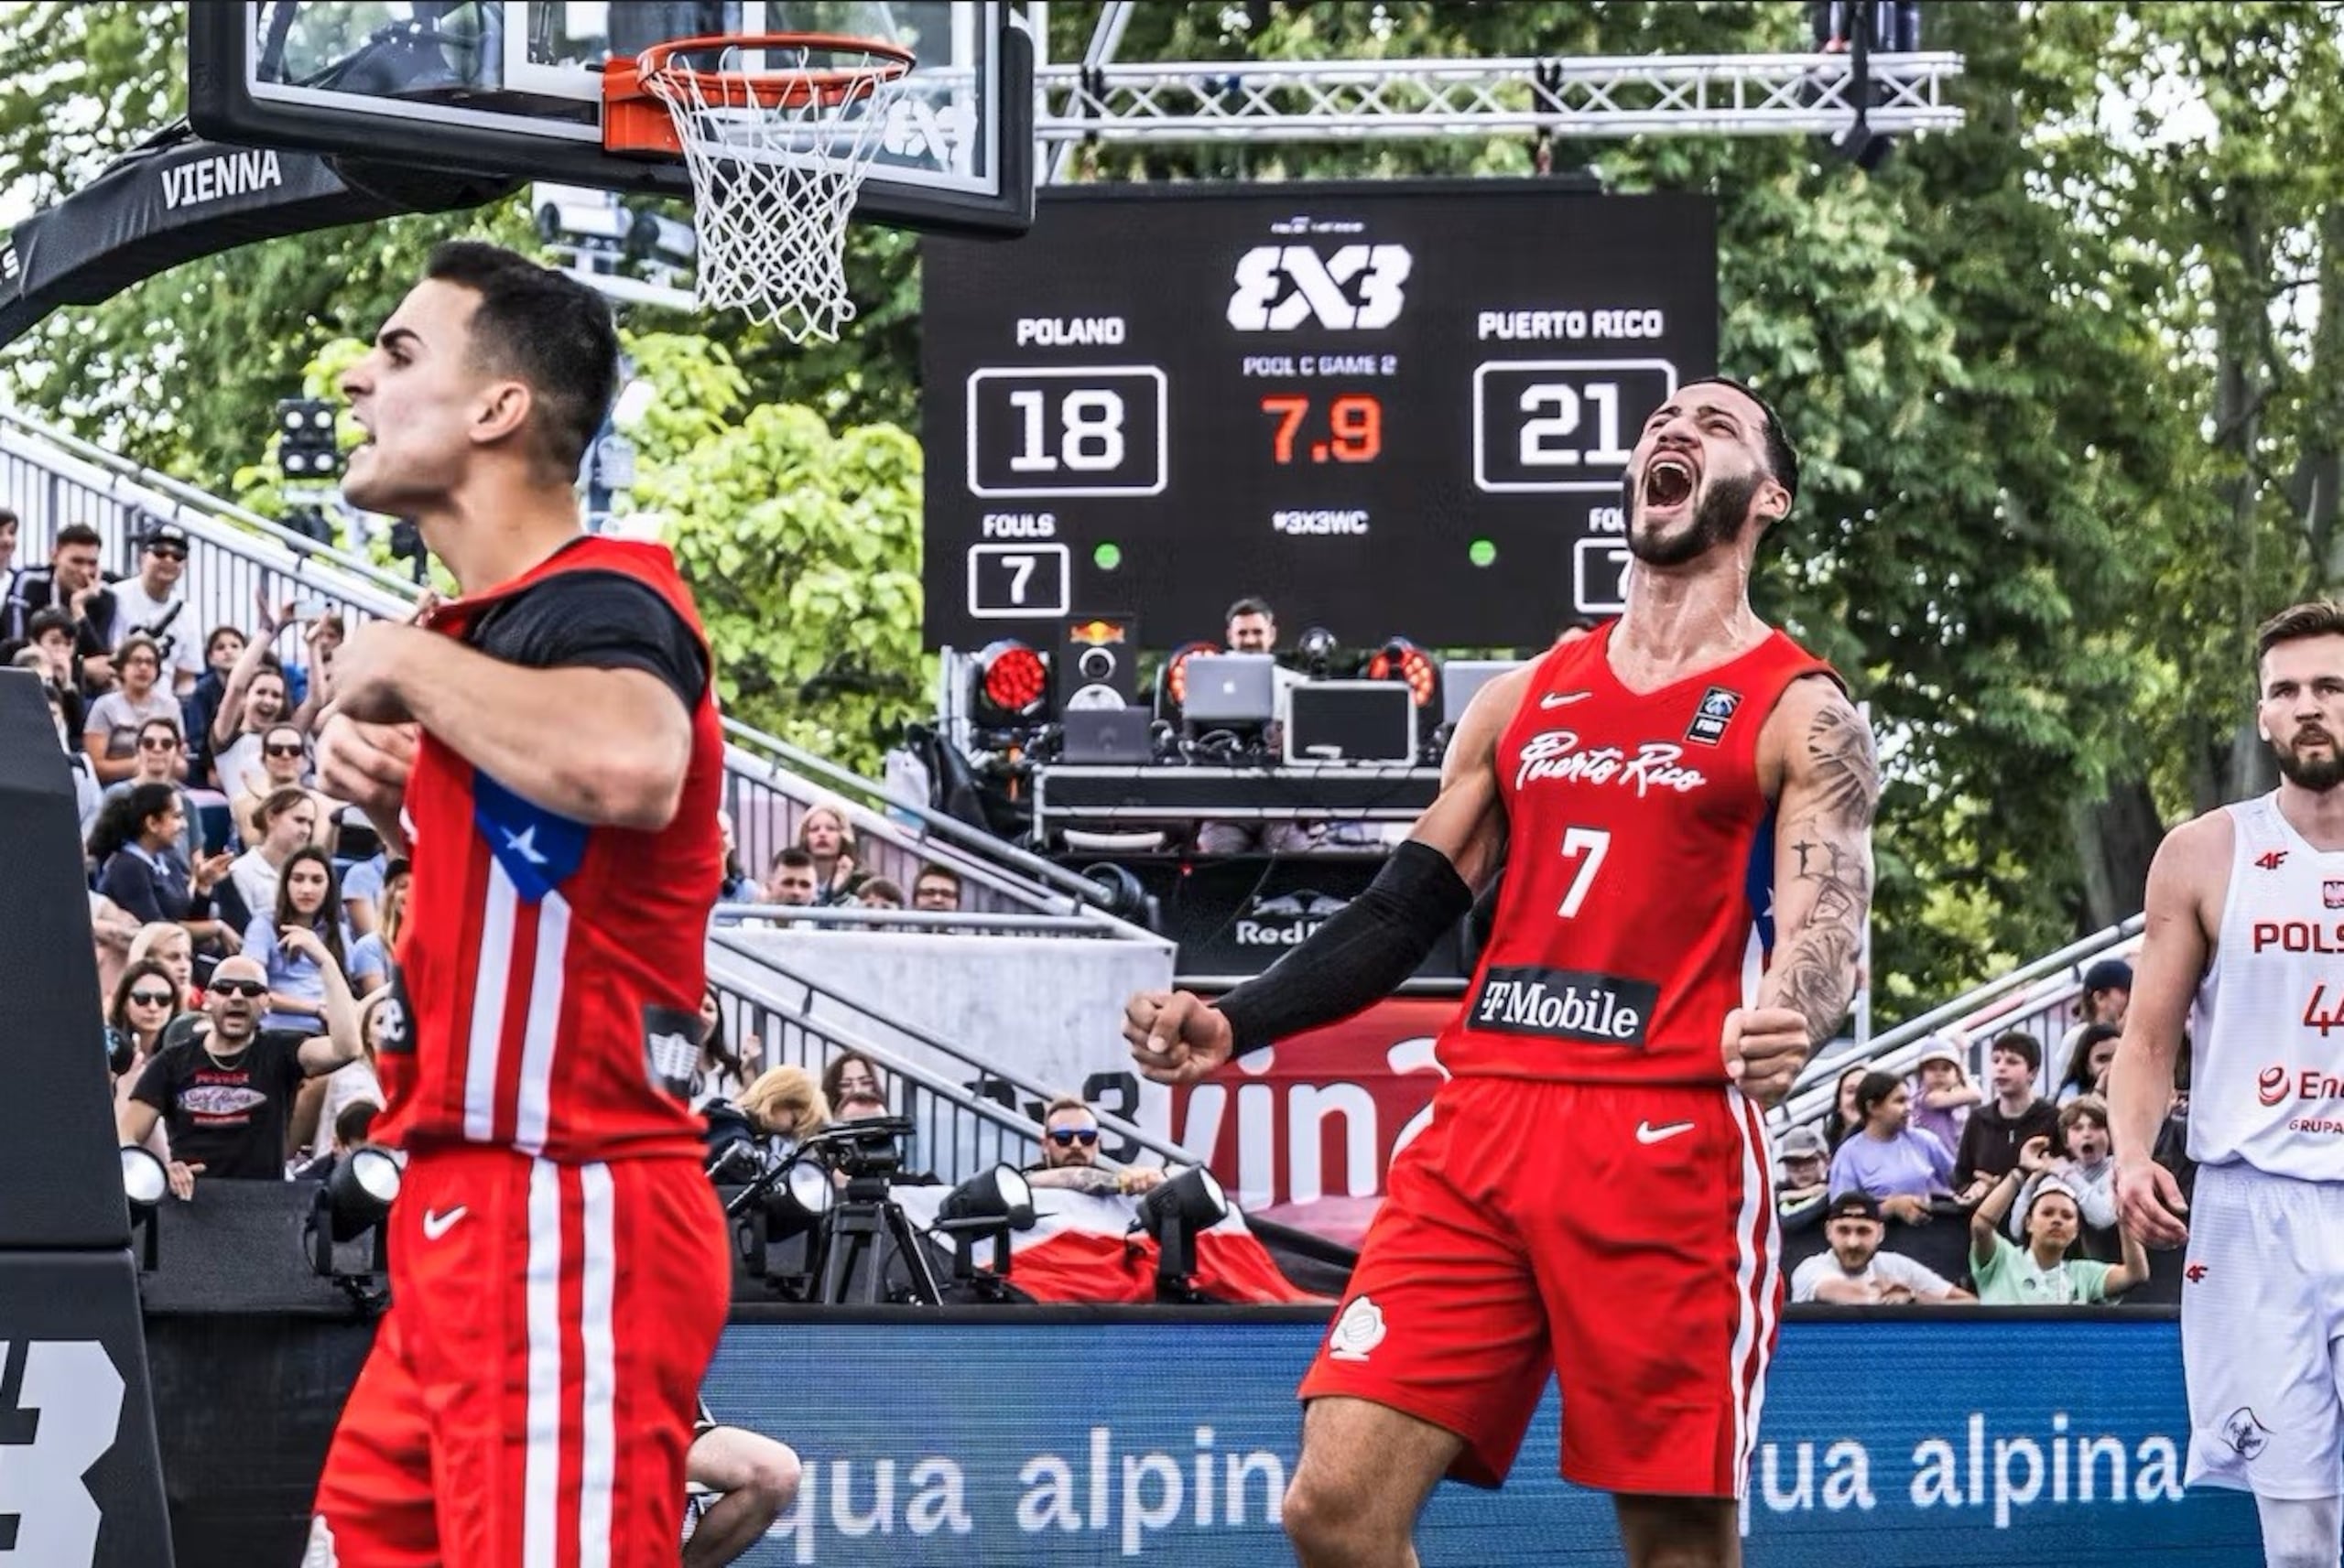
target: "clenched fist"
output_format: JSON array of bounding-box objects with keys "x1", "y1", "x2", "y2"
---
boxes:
[
  {"x1": 1124, "y1": 989, "x2": 1234, "y2": 1086},
  {"x1": 1721, "y1": 1006, "x2": 1810, "y2": 1108}
]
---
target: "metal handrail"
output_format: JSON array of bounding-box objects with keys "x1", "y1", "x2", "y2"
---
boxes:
[
  {"x1": 0, "y1": 404, "x2": 1123, "y2": 926},
  {"x1": 715, "y1": 732, "x2": 1153, "y2": 931},
  {"x1": 0, "y1": 406, "x2": 425, "y2": 608},
  {"x1": 711, "y1": 902, "x2": 1131, "y2": 935},
  {"x1": 721, "y1": 713, "x2": 1127, "y2": 915},
  {"x1": 1774, "y1": 915, "x2": 2145, "y2": 1130},
  {"x1": 705, "y1": 949, "x2": 1057, "y2": 1148},
  {"x1": 710, "y1": 928, "x2": 1197, "y2": 1169}
]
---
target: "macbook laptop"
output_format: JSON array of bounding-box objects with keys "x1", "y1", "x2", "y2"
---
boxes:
[{"x1": 1182, "y1": 654, "x2": 1280, "y2": 725}]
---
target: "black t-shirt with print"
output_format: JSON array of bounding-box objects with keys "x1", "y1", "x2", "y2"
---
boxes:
[{"x1": 129, "y1": 1027, "x2": 309, "y2": 1177}]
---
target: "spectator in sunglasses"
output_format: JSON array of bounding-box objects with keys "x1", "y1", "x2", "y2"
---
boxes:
[
  {"x1": 1026, "y1": 1095, "x2": 1165, "y2": 1195},
  {"x1": 90, "y1": 523, "x2": 203, "y2": 693},
  {"x1": 232, "y1": 723, "x2": 334, "y2": 849},
  {"x1": 115, "y1": 950, "x2": 364, "y2": 1200},
  {"x1": 100, "y1": 719, "x2": 198, "y2": 857},
  {"x1": 83, "y1": 636, "x2": 183, "y2": 784}
]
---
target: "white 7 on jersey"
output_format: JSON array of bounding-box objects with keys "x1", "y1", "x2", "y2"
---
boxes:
[{"x1": 1557, "y1": 827, "x2": 1611, "y2": 917}]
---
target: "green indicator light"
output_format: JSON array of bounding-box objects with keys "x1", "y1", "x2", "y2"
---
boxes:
[
  {"x1": 1094, "y1": 542, "x2": 1123, "y2": 570},
  {"x1": 1469, "y1": 538, "x2": 1497, "y2": 568}
]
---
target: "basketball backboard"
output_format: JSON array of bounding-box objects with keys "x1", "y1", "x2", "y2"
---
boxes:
[{"x1": 188, "y1": 2, "x2": 1032, "y2": 234}]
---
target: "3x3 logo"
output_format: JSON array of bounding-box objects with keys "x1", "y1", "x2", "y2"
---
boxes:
[{"x1": 1226, "y1": 244, "x2": 1413, "y2": 331}]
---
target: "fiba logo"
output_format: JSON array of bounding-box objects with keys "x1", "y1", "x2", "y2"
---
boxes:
[
  {"x1": 1226, "y1": 243, "x2": 1413, "y2": 331},
  {"x1": 2260, "y1": 1065, "x2": 2290, "y2": 1106}
]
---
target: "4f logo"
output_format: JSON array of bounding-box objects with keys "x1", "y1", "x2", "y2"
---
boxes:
[
  {"x1": 1226, "y1": 244, "x2": 1412, "y2": 331},
  {"x1": 2256, "y1": 849, "x2": 2288, "y2": 871}
]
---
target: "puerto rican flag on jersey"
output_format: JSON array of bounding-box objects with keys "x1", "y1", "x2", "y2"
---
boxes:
[{"x1": 374, "y1": 536, "x2": 724, "y2": 1164}]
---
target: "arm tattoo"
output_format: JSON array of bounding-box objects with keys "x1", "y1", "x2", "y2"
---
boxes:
[{"x1": 1763, "y1": 698, "x2": 1881, "y2": 1046}]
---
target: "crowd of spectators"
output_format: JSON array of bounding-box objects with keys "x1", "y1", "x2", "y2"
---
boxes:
[
  {"x1": 14, "y1": 511, "x2": 982, "y2": 1200},
  {"x1": 1782, "y1": 957, "x2": 2193, "y2": 1307}
]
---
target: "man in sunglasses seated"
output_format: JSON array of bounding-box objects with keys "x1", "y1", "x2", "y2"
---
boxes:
[
  {"x1": 1025, "y1": 1095, "x2": 1166, "y2": 1196},
  {"x1": 115, "y1": 951, "x2": 365, "y2": 1199}
]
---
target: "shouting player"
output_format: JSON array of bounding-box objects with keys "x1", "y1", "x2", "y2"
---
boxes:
[
  {"x1": 1128, "y1": 378, "x2": 1877, "y2": 1568},
  {"x1": 306, "y1": 243, "x2": 731, "y2": 1565},
  {"x1": 2111, "y1": 601, "x2": 2344, "y2": 1568}
]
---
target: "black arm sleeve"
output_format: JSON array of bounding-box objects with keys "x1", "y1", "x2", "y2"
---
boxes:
[
  {"x1": 468, "y1": 570, "x2": 709, "y2": 708},
  {"x1": 1214, "y1": 840, "x2": 1475, "y2": 1058}
]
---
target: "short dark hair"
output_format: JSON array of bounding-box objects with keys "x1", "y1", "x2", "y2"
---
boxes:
[
  {"x1": 770, "y1": 847, "x2": 816, "y2": 872},
  {"x1": 334, "y1": 1100, "x2": 380, "y2": 1149},
  {"x1": 422, "y1": 241, "x2": 618, "y2": 481},
  {"x1": 1687, "y1": 375, "x2": 1799, "y2": 507},
  {"x1": 1991, "y1": 1031, "x2": 2043, "y2": 1076},
  {"x1": 1853, "y1": 1069, "x2": 1904, "y2": 1121},
  {"x1": 26, "y1": 606, "x2": 73, "y2": 641},
  {"x1": 2255, "y1": 601, "x2": 2344, "y2": 670},
  {"x1": 53, "y1": 522, "x2": 101, "y2": 551},
  {"x1": 914, "y1": 864, "x2": 961, "y2": 891},
  {"x1": 1225, "y1": 596, "x2": 1275, "y2": 625}
]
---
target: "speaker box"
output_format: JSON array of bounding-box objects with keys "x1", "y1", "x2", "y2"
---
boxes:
[{"x1": 1058, "y1": 614, "x2": 1138, "y2": 711}]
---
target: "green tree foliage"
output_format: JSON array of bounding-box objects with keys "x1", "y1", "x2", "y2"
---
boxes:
[{"x1": 625, "y1": 333, "x2": 928, "y2": 771}]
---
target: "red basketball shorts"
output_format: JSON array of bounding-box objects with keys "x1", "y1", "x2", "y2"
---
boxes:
[
  {"x1": 1300, "y1": 1076, "x2": 1781, "y2": 1498},
  {"x1": 309, "y1": 1145, "x2": 731, "y2": 1566}
]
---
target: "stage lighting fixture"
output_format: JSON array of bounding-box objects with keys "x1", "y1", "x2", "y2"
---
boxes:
[
  {"x1": 1367, "y1": 636, "x2": 1438, "y2": 708},
  {"x1": 1130, "y1": 1165, "x2": 1229, "y2": 1301},
  {"x1": 309, "y1": 1145, "x2": 403, "y2": 1287},
  {"x1": 730, "y1": 1154, "x2": 836, "y2": 1286},
  {"x1": 934, "y1": 1164, "x2": 1036, "y2": 1294},
  {"x1": 121, "y1": 1145, "x2": 167, "y2": 1271},
  {"x1": 1297, "y1": 626, "x2": 1340, "y2": 680},
  {"x1": 121, "y1": 1145, "x2": 167, "y2": 1212},
  {"x1": 972, "y1": 639, "x2": 1050, "y2": 727},
  {"x1": 277, "y1": 398, "x2": 342, "y2": 479},
  {"x1": 1156, "y1": 640, "x2": 1221, "y2": 719}
]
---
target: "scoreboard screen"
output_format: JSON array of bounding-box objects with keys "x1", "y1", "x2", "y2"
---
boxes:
[{"x1": 920, "y1": 181, "x2": 1717, "y2": 651}]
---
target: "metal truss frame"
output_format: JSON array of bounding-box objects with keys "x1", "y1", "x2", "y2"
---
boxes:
[{"x1": 1031, "y1": 52, "x2": 1965, "y2": 145}]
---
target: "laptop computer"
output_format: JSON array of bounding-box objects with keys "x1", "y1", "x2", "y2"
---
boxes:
[
  {"x1": 1060, "y1": 707, "x2": 1155, "y2": 765},
  {"x1": 1182, "y1": 654, "x2": 1280, "y2": 725},
  {"x1": 1441, "y1": 659, "x2": 1525, "y2": 727}
]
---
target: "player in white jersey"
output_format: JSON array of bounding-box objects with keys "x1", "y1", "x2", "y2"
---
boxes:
[{"x1": 2111, "y1": 600, "x2": 2344, "y2": 1568}]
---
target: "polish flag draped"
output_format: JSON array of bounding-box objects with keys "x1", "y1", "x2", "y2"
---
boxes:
[{"x1": 891, "y1": 1187, "x2": 1326, "y2": 1305}]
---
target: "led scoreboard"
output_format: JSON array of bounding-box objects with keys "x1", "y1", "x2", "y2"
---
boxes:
[{"x1": 921, "y1": 182, "x2": 1717, "y2": 650}]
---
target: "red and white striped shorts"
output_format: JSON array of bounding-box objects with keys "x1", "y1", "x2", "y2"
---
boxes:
[{"x1": 310, "y1": 1146, "x2": 730, "y2": 1566}]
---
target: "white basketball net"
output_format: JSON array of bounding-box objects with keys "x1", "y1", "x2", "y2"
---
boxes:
[{"x1": 643, "y1": 43, "x2": 911, "y2": 344}]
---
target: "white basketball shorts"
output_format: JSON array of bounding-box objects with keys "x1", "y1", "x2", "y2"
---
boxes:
[{"x1": 2184, "y1": 1161, "x2": 2344, "y2": 1499}]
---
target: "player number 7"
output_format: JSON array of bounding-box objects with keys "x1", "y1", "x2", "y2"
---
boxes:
[{"x1": 1557, "y1": 827, "x2": 1610, "y2": 917}]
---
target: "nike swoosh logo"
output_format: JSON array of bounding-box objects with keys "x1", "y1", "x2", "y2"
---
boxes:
[
  {"x1": 1634, "y1": 1120, "x2": 1696, "y2": 1145},
  {"x1": 421, "y1": 1206, "x2": 467, "y2": 1240},
  {"x1": 1539, "y1": 691, "x2": 1590, "y2": 709}
]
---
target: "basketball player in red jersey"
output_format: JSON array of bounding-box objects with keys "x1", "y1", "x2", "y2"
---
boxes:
[
  {"x1": 1128, "y1": 378, "x2": 1877, "y2": 1568},
  {"x1": 303, "y1": 243, "x2": 732, "y2": 1566}
]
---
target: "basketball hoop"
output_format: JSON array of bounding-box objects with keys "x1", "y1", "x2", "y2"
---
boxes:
[{"x1": 604, "y1": 34, "x2": 916, "y2": 343}]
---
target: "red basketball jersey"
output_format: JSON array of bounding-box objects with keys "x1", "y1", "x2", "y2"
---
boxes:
[
  {"x1": 374, "y1": 536, "x2": 724, "y2": 1162},
  {"x1": 1436, "y1": 622, "x2": 1839, "y2": 1083}
]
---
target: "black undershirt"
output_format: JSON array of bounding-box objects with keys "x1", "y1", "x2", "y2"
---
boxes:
[{"x1": 464, "y1": 563, "x2": 709, "y2": 708}]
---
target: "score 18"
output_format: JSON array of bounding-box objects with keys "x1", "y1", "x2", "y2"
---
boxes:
[{"x1": 968, "y1": 366, "x2": 1168, "y2": 499}]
